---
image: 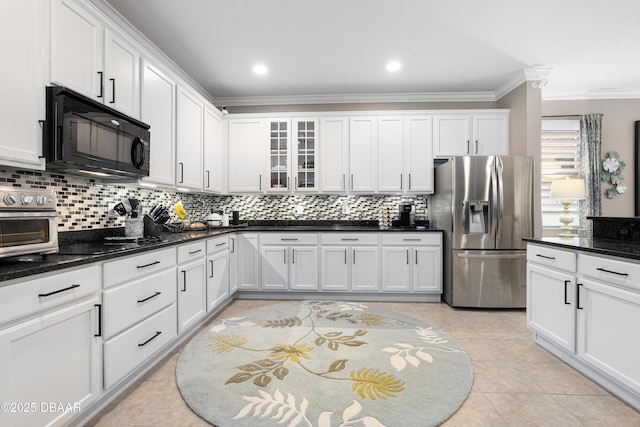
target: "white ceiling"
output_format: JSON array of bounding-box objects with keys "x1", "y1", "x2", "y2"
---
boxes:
[{"x1": 103, "y1": 0, "x2": 640, "y2": 106}]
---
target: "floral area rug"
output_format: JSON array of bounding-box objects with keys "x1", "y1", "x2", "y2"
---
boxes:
[{"x1": 176, "y1": 301, "x2": 473, "y2": 427}]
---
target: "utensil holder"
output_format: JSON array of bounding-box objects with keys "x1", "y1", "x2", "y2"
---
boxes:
[
  {"x1": 143, "y1": 214, "x2": 163, "y2": 237},
  {"x1": 125, "y1": 217, "x2": 144, "y2": 238}
]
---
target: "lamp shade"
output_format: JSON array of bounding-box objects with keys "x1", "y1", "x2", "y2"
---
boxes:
[{"x1": 551, "y1": 178, "x2": 586, "y2": 199}]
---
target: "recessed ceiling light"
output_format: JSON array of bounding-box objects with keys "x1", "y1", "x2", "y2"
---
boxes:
[
  {"x1": 386, "y1": 61, "x2": 401, "y2": 72},
  {"x1": 253, "y1": 65, "x2": 268, "y2": 75}
]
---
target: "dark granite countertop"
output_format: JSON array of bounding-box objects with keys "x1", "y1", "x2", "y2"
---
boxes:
[
  {"x1": 0, "y1": 222, "x2": 443, "y2": 284},
  {"x1": 524, "y1": 236, "x2": 640, "y2": 261}
]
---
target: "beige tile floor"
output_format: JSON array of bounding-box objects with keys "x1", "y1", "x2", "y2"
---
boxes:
[{"x1": 87, "y1": 300, "x2": 640, "y2": 426}]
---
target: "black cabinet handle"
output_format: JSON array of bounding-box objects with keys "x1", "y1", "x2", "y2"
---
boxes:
[
  {"x1": 535, "y1": 254, "x2": 555, "y2": 260},
  {"x1": 39, "y1": 284, "x2": 80, "y2": 297},
  {"x1": 137, "y1": 291, "x2": 162, "y2": 304},
  {"x1": 475, "y1": 140, "x2": 479, "y2": 154},
  {"x1": 415, "y1": 249, "x2": 418, "y2": 265},
  {"x1": 206, "y1": 170, "x2": 210, "y2": 188},
  {"x1": 292, "y1": 249, "x2": 295, "y2": 264},
  {"x1": 209, "y1": 260, "x2": 214, "y2": 278},
  {"x1": 406, "y1": 250, "x2": 409, "y2": 265},
  {"x1": 344, "y1": 249, "x2": 347, "y2": 264},
  {"x1": 409, "y1": 173, "x2": 412, "y2": 190},
  {"x1": 564, "y1": 280, "x2": 570, "y2": 305},
  {"x1": 400, "y1": 174, "x2": 403, "y2": 190},
  {"x1": 281, "y1": 238, "x2": 298, "y2": 241},
  {"x1": 179, "y1": 162, "x2": 184, "y2": 183},
  {"x1": 283, "y1": 248, "x2": 287, "y2": 264},
  {"x1": 215, "y1": 242, "x2": 226, "y2": 247},
  {"x1": 466, "y1": 140, "x2": 470, "y2": 154},
  {"x1": 109, "y1": 78, "x2": 115, "y2": 103},
  {"x1": 231, "y1": 237, "x2": 235, "y2": 253},
  {"x1": 181, "y1": 271, "x2": 187, "y2": 292},
  {"x1": 403, "y1": 238, "x2": 421, "y2": 242},
  {"x1": 94, "y1": 304, "x2": 102, "y2": 337},
  {"x1": 596, "y1": 267, "x2": 628, "y2": 276},
  {"x1": 189, "y1": 249, "x2": 202, "y2": 255},
  {"x1": 353, "y1": 249, "x2": 356, "y2": 264},
  {"x1": 138, "y1": 331, "x2": 162, "y2": 347},
  {"x1": 577, "y1": 283, "x2": 584, "y2": 309},
  {"x1": 137, "y1": 261, "x2": 160, "y2": 269},
  {"x1": 342, "y1": 238, "x2": 359, "y2": 241},
  {"x1": 97, "y1": 71, "x2": 104, "y2": 98}
]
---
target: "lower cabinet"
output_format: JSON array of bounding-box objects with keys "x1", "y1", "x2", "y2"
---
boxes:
[
  {"x1": 229, "y1": 235, "x2": 239, "y2": 294},
  {"x1": 319, "y1": 233, "x2": 380, "y2": 292},
  {"x1": 381, "y1": 234, "x2": 442, "y2": 293},
  {"x1": 0, "y1": 296, "x2": 101, "y2": 427},
  {"x1": 260, "y1": 234, "x2": 319, "y2": 291},
  {"x1": 206, "y1": 236, "x2": 230, "y2": 312},
  {"x1": 177, "y1": 241, "x2": 207, "y2": 333},
  {"x1": 238, "y1": 233, "x2": 260, "y2": 290}
]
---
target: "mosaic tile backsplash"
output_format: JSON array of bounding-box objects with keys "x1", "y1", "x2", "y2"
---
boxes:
[{"x1": 0, "y1": 167, "x2": 428, "y2": 232}]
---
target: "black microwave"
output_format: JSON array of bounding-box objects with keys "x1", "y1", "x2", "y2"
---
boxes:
[{"x1": 43, "y1": 86, "x2": 151, "y2": 179}]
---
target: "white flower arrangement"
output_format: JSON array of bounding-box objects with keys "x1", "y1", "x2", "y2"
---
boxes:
[{"x1": 601, "y1": 151, "x2": 626, "y2": 198}]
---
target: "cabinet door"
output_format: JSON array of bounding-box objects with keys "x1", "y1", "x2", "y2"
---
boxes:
[
  {"x1": 473, "y1": 114, "x2": 509, "y2": 155},
  {"x1": 413, "y1": 247, "x2": 442, "y2": 292},
  {"x1": 433, "y1": 115, "x2": 471, "y2": 157},
  {"x1": 382, "y1": 247, "x2": 411, "y2": 292},
  {"x1": 320, "y1": 118, "x2": 349, "y2": 192},
  {"x1": 377, "y1": 117, "x2": 404, "y2": 193},
  {"x1": 577, "y1": 278, "x2": 640, "y2": 395},
  {"x1": 261, "y1": 246, "x2": 289, "y2": 290},
  {"x1": 320, "y1": 247, "x2": 350, "y2": 291},
  {"x1": 405, "y1": 116, "x2": 433, "y2": 193},
  {"x1": 290, "y1": 247, "x2": 319, "y2": 291},
  {"x1": 176, "y1": 86, "x2": 204, "y2": 190},
  {"x1": 228, "y1": 120, "x2": 264, "y2": 193},
  {"x1": 50, "y1": 0, "x2": 104, "y2": 100},
  {"x1": 349, "y1": 117, "x2": 377, "y2": 192},
  {"x1": 104, "y1": 29, "x2": 141, "y2": 118},
  {"x1": 526, "y1": 263, "x2": 576, "y2": 353},
  {"x1": 0, "y1": 0, "x2": 45, "y2": 169},
  {"x1": 177, "y1": 259, "x2": 206, "y2": 333},
  {"x1": 0, "y1": 297, "x2": 101, "y2": 427},
  {"x1": 351, "y1": 247, "x2": 380, "y2": 291},
  {"x1": 203, "y1": 106, "x2": 225, "y2": 193},
  {"x1": 266, "y1": 119, "x2": 292, "y2": 193},
  {"x1": 207, "y1": 251, "x2": 229, "y2": 311},
  {"x1": 238, "y1": 234, "x2": 260, "y2": 290},
  {"x1": 229, "y1": 235, "x2": 239, "y2": 294},
  {"x1": 140, "y1": 59, "x2": 175, "y2": 186},
  {"x1": 293, "y1": 119, "x2": 318, "y2": 192}
]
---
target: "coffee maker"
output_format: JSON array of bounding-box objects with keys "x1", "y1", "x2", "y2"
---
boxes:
[{"x1": 398, "y1": 203, "x2": 415, "y2": 228}]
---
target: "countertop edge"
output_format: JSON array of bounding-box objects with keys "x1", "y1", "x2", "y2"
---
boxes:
[{"x1": 524, "y1": 237, "x2": 640, "y2": 262}]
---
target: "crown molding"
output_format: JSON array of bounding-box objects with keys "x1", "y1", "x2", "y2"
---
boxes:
[
  {"x1": 542, "y1": 89, "x2": 640, "y2": 101},
  {"x1": 494, "y1": 67, "x2": 553, "y2": 100},
  {"x1": 212, "y1": 91, "x2": 497, "y2": 107}
]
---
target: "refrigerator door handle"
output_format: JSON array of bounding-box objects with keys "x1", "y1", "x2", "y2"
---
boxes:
[
  {"x1": 456, "y1": 251, "x2": 525, "y2": 259},
  {"x1": 490, "y1": 159, "x2": 499, "y2": 244},
  {"x1": 495, "y1": 157, "x2": 504, "y2": 247}
]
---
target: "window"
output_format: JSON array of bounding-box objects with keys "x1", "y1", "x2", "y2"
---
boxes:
[{"x1": 541, "y1": 118, "x2": 581, "y2": 231}]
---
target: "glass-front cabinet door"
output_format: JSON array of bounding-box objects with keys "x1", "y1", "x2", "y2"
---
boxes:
[
  {"x1": 268, "y1": 119, "x2": 291, "y2": 192},
  {"x1": 294, "y1": 119, "x2": 318, "y2": 192}
]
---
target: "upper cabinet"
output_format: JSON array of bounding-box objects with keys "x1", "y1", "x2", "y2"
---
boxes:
[
  {"x1": 433, "y1": 111, "x2": 509, "y2": 157},
  {"x1": 266, "y1": 119, "x2": 292, "y2": 193},
  {"x1": 293, "y1": 119, "x2": 318, "y2": 192},
  {"x1": 176, "y1": 86, "x2": 204, "y2": 190},
  {"x1": 0, "y1": 0, "x2": 46, "y2": 169},
  {"x1": 203, "y1": 106, "x2": 225, "y2": 193},
  {"x1": 50, "y1": 0, "x2": 141, "y2": 119},
  {"x1": 349, "y1": 117, "x2": 377, "y2": 192},
  {"x1": 140, "y1": 59, "x2": 176, "y2": 186},
  {"x1": 228, "y1": 119, "x2": 264, "y2": 193},
  {"x1": 319, "y1": 118, "x2": 349, "y2": 193}
]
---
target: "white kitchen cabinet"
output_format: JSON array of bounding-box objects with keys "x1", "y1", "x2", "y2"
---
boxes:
[
  {"x1": 50, "y1": 0, "x2": 142, "y2": 118},
  {"x1": 228, "y1": 119, "x2": 264, "y2": 193},
  {"x1": 177, "y1": 242, "x2": 207, "y2": 332},
  {"x1": 433, "y1": 112, "x2": 509, "y2": 157},
  {"x1": 176, "y1": 86, "x2": 204, "y2": 190},
  {"x1": 103, "y1": 29, "x2": 141, "y2": 118},
  {"x1": 0, "y1": 0, "x2": 46, "y2": 169},
  {"x1": 320, "y1": 117, "x2": 349, "y2": 192},
  {"x1": 381, "y1": 234, "x2": 442, "y2": 293},
  {"x1": 349, "y1": 117, "x2": 377, "y2": 192},
  {"x1": 351, "y1": 247, "x2": 380, "y2": 291},
  {"x1": 413, "y1": 247, "x2": 442, "y2": 292},
  {"x1": 320, "y1": 247, "x2": 351, "y2": 291},
  {"x1": 260, "y1": 234, "x2": 319, "y2": 291},
  {"x1": 377, "y1": 116, "x2": 433, "y2": 194},
  {"x1": 140, "y1": 59, "x2": 176, "y2": 186},
  {"x1": 266, "y1": 119, "x2": 292, "y2": 193},
  {"x1": 203, "y1": 105, "x2": 225, "y2": 193},
  {"x1": 293, "y1": 119, "x2": 319, "y2": 192},
  {"x1": 206, "y1": 236, "x2": 230, "y2": 311},
  {"x1": 229, "y1": 235, "x2": 239, "y2": 294},
  {"x1": 381, "y1": 247, "x2": 412, "y2": 291},
  {"x1": 320, "y1": 233, "x2": 380, "y2": 292},
  {"x1": 238, "y1": 233, "x2": 260, "y2": 290}
]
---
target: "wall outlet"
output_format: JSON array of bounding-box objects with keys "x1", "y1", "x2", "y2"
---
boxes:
[
  {"x1": 296, "y1": 205, "x2": 304, "y2": 215},
  {"x1": 341, "y1": 201, "x2": 349, "y2": 215}
]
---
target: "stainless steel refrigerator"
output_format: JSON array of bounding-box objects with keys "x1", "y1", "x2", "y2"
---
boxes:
[{"x1": 431, "y1": 156, "x2": 534, "y2": 308}]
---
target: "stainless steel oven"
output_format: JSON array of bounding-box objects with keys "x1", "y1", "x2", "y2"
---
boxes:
[{"x1": 0, "y1": 188, "x2": 58, "y2": 258}]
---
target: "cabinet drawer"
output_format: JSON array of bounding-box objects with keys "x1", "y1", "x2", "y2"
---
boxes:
[
  {"x1": 177, "y1": 241, "x2": 206, "y2": 264},
  {"x1": 260, "y1": 233, "x2": 318, "y2": 245},
  {"x1": 103, "y1": 268, "x2": 177, "y2": 339},
  {"x1": 103, "y1": 303, "x2": 177, "y2": 389},
  {"x1": 207, "y1": 235, "x2": 229, "y2": 254},
  {"x1": 579, "y1": 254, "x2": 640, "y2": 291},
  {"x1": 382, "y1": 233, "x2": 442, "y2": 246},
  {"x1": 104, "y1": 248, "x2": 175, "y2": 288},
  {"x1": 527, "y1": 244, "x2": 576, "y2": 273},
  {"x1": 0, "y1": 265, "x2": 100, "y2": 325},
  {"x1": 321, "y1": 233, "x2": 379, "y2": 245}
]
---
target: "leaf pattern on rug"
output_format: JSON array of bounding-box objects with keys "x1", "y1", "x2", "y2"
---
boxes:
[
  {"x1": 233, "y1": 389, "x2": 387, "y2": 427},
  {"x1": 381, "y1": 343, "x2": 434, "y2": 371},
  {"x1": 350, "y1": 368, "x2": 405, "y2": 400},
  {"x1": 264, "y1": 317, "x2": 303, "y2": 328},
  {"x1": 315, "y1": 329, "x2": 367, "y2": 351},
  {"x1": 356, "y1": 314, "x2": 389, "y2": 326},
  {"x1": 225, "y1": 358, "x2": 288, "y2": 387},
  {"x1": 208, "y1": 335, "x2": 247, "y2": 353}
]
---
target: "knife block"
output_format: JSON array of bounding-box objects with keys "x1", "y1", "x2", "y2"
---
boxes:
[{"x1": 143, "y1": 214, "x2": 163, "y2": 237}]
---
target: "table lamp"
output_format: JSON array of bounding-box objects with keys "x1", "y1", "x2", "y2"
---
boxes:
[{"x1": 550, "y1": 178, "x2": 586, "y2": 237}]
